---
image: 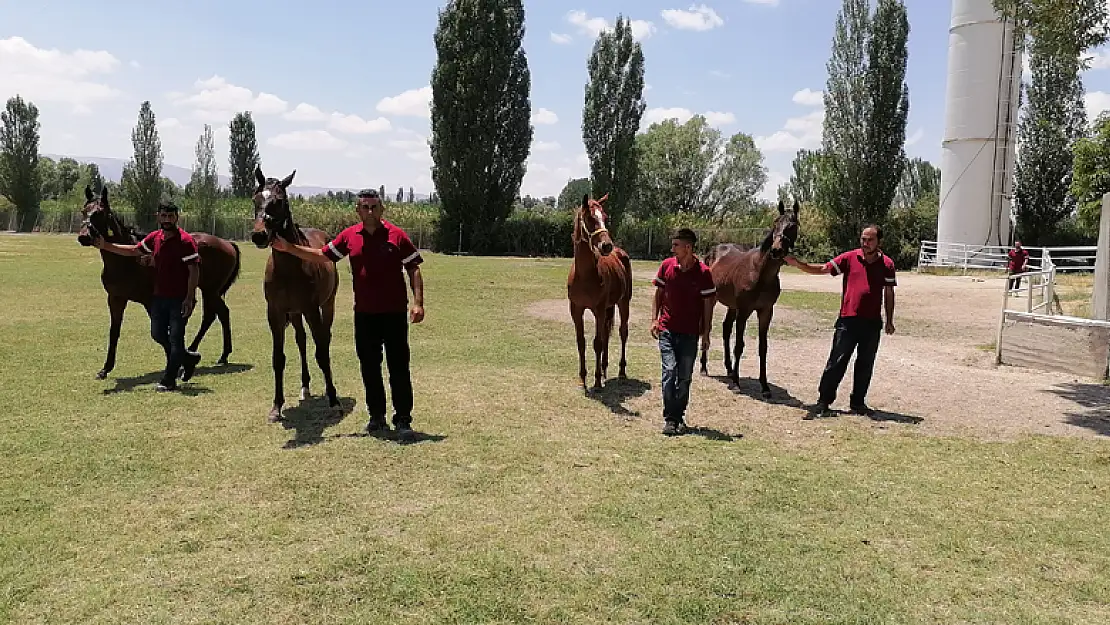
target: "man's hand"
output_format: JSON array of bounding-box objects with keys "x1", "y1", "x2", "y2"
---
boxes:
[
  {"x1": 182, "y1": 295, "x2": 196, "y2": 318},
  {"x1": 783, "y1": 255, "x2": 799, "y2": 267},
  {"x1": 650, "y1": 319, "x2": 661, "y2": 340},
  {"x1": 885, "y1": 320, "x2": 895, "y2": 335},
  {"x1": 701, "y1": 332, "x2": 711, "y2": 350},
  {"x1": 410, "y1": 304, "x2": 425, "y2": 324}
]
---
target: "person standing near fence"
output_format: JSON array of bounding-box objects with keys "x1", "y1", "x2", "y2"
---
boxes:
[
  {"x1": 91, "y1": 200, "x2": 203, "y2": 391},
  {"x1": 650, "y1": 228, "x2": 716, "y2": 436},
  {"x1": 785, "y1": 224, "x2": 896, "y2": 419},
  {"x1": 1007, "y1": 240, "x2": 1029, "y2": 291},
  {"x1": 271, "y1": 188, "x2": 425, "y2": 441}
]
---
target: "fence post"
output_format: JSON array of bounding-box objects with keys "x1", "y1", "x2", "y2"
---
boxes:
[
  {"x1": 996, "y1": 271, "x2": 1008, "y2": 364},
  {"x1": 457, "y1": 222, "x2": 463, "y2": 254},
  {"x1": 1026, "y1": 275, "x2": 1033, "y2": 313}
]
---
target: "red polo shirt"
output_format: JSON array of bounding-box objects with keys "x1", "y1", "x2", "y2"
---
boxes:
[
  {"x1": 825, "y1": 249, "x2": 897, "y2": 320},
  {"x1": 139, "y1": 229, "x2": 200, "y2": 299},
  {"x1": 653, "y1": 256, "x2": 716, "y2": 335},
  {"x1": 1007, "y1": 248, "x2": 1029, "y2": 272},
  {"x1": 323, "y1": 219, "x2": 423, "y2": 314}
]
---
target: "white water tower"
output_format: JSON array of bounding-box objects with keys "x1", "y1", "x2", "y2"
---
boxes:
[{"x1": 936, "y1": 0, "x2": 1023, "y2": 258}]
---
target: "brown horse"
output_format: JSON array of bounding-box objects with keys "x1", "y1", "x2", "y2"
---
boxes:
[
  {"x1": 699, "y1": 199, "x2": 800, "y2": 398},
  {"x1": 250, "y1": 166, "x2": 340, "y2": 421},
  {"x1": 567, "y1": 193, "x2": 633, "y2": 391},
  {"x1": 76, "y1": 186, "x2": 242, "y2": 379}
]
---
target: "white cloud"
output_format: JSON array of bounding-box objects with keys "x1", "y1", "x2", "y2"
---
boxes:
[
  {"x1": 643, "y1": 107, "x2": 735, "y2": 127},
  {"x1": 792, "y1": 88, "x2": 824, "y2": 107},
  {"x1": 268, "y1": 130, "x2": 348, "y2": 151},
  {"x1": 703, "y1": 111, "x2": 736, "y2": 126},
  {"x1": 1083, "y1": 49, "x2": 1110, "y2": 70},
  {"x1": 906, "y1": 128, "x2": 924, "y2": 146},
  {"x1": 376, "y1": 86, "x2": 432, "y2": 118},
  {"x1": 1085, "y1": 91, "x2": 1110, "y2": 120},
  {"x1": 0, "y1": 36, "x2": 123, "y2": 111},
  {"x1": 284, "y1": 102, "x2": 328, "y2": 122},
  {"x1": 532, "y1": 108, "x2": 559, "y2": 125},
  {"x1": 661, "y1": 5, "x2": 724, "y2": 31},
  {"x1": 744, "y1": 0, "x2": 780, "y2": 5},
  {"x1": 129, "y1": 60, "x2": 141, "y2": 69},
  {"x1": 566, "y1": 10, "x2": 656, "y2": 41},
  {"x1": 534, "y1": 140, "x2": 561, "y2": 152},
  {"x1": 551, "y1": 32, "x2": 572, "y2": 44},
  {"x1": 760, "y1": 170, "x2": 789, "y2": 202},
  {"x1": 328, "y1": 112, "x2": 391, "y2": 134},
  {"x1": 171, "y1": 75, "x2": 287, "y2": 122},
  {"x1": 710, "y1": 70, "x2": 731, "y2": 79}
]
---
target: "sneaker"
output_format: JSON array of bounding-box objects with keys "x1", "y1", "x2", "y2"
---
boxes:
[
  {"x1": 806, "y1": 402, "x2": 833, "y2": 420},
  {"x1": 850, "y1": 403, "x2": 875, "y2": 417},
  {"x1": 156, "y1": 382, "x2": 177, "y2": 392},
  {"x1": 181, "y1": 351, "x2": 201, "y2": 382},
  {"x1": 366, "y1": 417, "x2": 390, "y2": 435},
  {"x1": 662, "y1": 420, "x2": 687, "y2": 436},
  {"x1": 395, "y1": 424, "x2": 417, "y2": 442}
]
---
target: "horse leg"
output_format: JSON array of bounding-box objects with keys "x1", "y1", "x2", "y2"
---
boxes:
[
  {"x1": 600, "y1": 305, "x2": 614, "y2": 381},
  {"x1": 570, "y1": 303, "x2": 588, "y2": 390},
  {"x1": 215, "y1": 298, "x2": 232, "y2": 365},
  {"x1": 186, "y1": 292, "x2": 219, "y2": 356},
  {"x1": 618, "y1": 299, "x2": 630, "y2": 379},
  {"x1": 290, "y1": 314, "x2": 311, "y2": 400},
  {"x1": 722, "y1": 308, "x2": 737, "y2": 378},
  {"x1": 756, "y1": 306, "x2": 774, "y2": 399},
  {"x1": 303, "y1": 306, "x2": 340, "y2": 408},
  {"x1": 97, "y1": 295, "x2": 128, "y2": 379},
  {"x1": 730, "y1": 310, "x2": 753, "y2": 389},
  {"x1": 267, "y1": 310, "x2": 287, "y2": 422},
  {"x1": 592, "y1": 308, "x2": 606, "y2": 391}
]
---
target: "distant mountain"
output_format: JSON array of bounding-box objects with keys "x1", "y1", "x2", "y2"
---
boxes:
[{"x1": 43, "y1": 154, "x2": 429, "y2": 200}]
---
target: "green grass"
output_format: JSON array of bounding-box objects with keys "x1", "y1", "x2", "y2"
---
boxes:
[{"x1": 2, "y1": 234, "x2": 1109, "y2": 624}]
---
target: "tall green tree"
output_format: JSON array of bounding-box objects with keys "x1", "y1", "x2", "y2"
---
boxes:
[
  {"x1": 56, "y1": 157, "x2": 81, "y2": 197},
  {"x1": 582, "y1": 15, "x2": 646, "y2": 229},
  {"x1": 634, "y1": 116, "x2": 767, "y2": 217},
  {"x1": 816, "y1": 0, "x2": 910, "y2": 251},
  {"x1": 86, "y1": 163, "x2": 104, "y2": 193},
  {"x1": 787, "y1": 148, "x2": 825, "y2": 205},
  {"x1": 895, "y1": 156, "x2": 941, "y2": 209},
  {"x1": 188, "y1": 124, "x2": 220, "y2": 222},
  {"x1": 557, "y1": 177, "x2": 592, "y2": 210},
  {"x1": 0, "y1": 95, "x2": 42, "y2": 231},
  {"x1": 37, "y1": 156, "x2": 58, "y2": 200},
  {"x1": 1013, "y1": 42, "x2": 1086, "y2": 245},
  {"x1": 122, "y1": 100, "x2": 164, "y2": 226},
  {"x1": 430, "y1": 0, "x2": 533, "y2": 254},
  {"x1": 992, "y1": 0, "x2": 1108, "y2": 63},
  {"x1": 378, "y1": 184, "x2": 386, "y2": 200},
  {"x1": 228, "y1": 111, "x2": 260, "y2": 198},
  {"x1": 1070, "y1": 112, "x2": 1110, "y2": 236}
]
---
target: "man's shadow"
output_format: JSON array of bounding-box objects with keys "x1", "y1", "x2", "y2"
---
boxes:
[
  {"x1": 802, "y1": 404, "x2": 924, "y2": 424},
  {"x1": 586, "y1": 377, "x2": 652, "y2": 418},
  {"x1": 101, "y1": 363, "x2": 253, "y2": 395}
]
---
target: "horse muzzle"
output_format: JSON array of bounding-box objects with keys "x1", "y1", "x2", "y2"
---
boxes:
[
  {"x1": 250, "y1": 230, "x2": 271, "y2": 249},
  {"x1": 598, "y1": 241, "x2": 614, "y2": 256},
  {"x1": 77, "y1": 234, "x2": 93, "y2": 246}
]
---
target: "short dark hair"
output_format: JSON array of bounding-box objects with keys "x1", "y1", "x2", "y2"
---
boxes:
[
  {"x1": 157, "y1": 199, "x2": 180, "y2": 213},
  {"x1": 357, "y1": 189, "x2": 380, "y2": 199},
  {"x1": 863, "y1": 224, "x2": 882, "y2": 240},
  {"x1": 672, "y1": 228, "x2": 697, "y2": 245}
]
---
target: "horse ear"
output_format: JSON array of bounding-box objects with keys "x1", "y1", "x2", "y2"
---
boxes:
[
  {"x1": 581, "y1": 194, "x2": 590, "y2": 208},
  {"x1": 254, "y1": 166, "x2": 266, "y2": 190},
  {"x1": 100, "y1": 186, "x2": 109, "y2": 206},
  {"x1": 777, "y1": 199, "x2": 785, "y2": 215},
  {"x1": 84, "y1": 185, "x2": 94, "y2": 202},
  {"x1": 598, "y1": 192, "x2": 609, "y2": 204},
  {"x1": 280, "y1": 170, "x2": 296, "y2": 189},
  {"x1": 792, "y1": 199, "x2": 800, "y2": 214}
]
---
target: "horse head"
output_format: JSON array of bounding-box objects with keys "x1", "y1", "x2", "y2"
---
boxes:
[
  {"x1": 767, "y1": 198, "x2": 800, "y2": 260},
  {"x1": 251, "y1": 166, "x2": 297, "y2": 249},
  {"x1": 575, "y1": 193, "x2": 614, "y2": 257},
  {"x1": 77, "y1": 185, "x2": 123, "y2": 247}
]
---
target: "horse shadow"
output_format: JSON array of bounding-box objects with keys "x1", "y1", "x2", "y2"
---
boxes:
[
  {"x1": 587, "y1": 377, "x2": 652, "y2": 418},
  {"x1": 279, "y1": 396, "x2": 357, "y2": 449},
  {"x1": 710, "y1": 375, "x2": 805, "y2": 408},
  {"x1": 100, "y1": 363, "x2": 253, "y2": 396},
  {"x1": 1045, "y1": 382, "x2": 1110, "y2": 437}
]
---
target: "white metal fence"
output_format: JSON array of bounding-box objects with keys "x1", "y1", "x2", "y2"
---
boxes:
[
  {"x1": 918, "y1": 240, "x2": 1096, "y2": 273},
  {"x1": 994, "y1": 249, "x2": 1057, "y2": 362}
]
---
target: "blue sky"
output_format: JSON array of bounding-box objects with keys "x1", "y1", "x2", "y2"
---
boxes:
[{"x1": 2, "y1": 0, "x2": 1110, "y2": 199}]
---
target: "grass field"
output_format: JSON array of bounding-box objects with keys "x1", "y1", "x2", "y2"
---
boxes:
[{"x1": 2, "y1": 234, "x2": 1109, "y2": 624}]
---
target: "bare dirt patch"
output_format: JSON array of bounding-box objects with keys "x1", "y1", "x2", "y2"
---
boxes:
[{"x1": 528, "y1": 270, "x2": 1110, "y2": 442}]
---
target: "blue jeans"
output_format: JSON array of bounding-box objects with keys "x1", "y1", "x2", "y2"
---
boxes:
[
  {"x1": 150, "y1": 296, "x2": 187, "y2": 385},
  {"x1": 659, "y1": 330, "x2": 699, "y2": 423}
]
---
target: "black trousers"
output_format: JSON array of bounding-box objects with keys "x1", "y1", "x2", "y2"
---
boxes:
[
  {"x1": 354, "y1": 311, "x2": 413, "y2": 427},
  {"x1": 818, "y1": 316, "x2": 882, "y2": 407}
]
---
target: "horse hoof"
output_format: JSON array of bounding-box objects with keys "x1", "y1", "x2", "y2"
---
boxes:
[
  {"x1": 216, "y1": 356, "x2": 229, "y2": 366},
  {"x1": 761, "y1": 390, "x2": 772, "y2": 400},
  {"x1": 95, "y1": 370, "x2": 108, "y2": 380},
  {"x1": 300, "y1": 387, "x2": 311, "y2": 401},
  {"x1": 268, "y1": 408, "x2": 283, "y2": 423}
]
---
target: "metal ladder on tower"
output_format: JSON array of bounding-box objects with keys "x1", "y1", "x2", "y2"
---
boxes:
[{"x1": 991, "y1": 19, "x2": 1021, "y2": 248}]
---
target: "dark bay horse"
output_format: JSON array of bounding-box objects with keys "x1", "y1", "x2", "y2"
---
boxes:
[
  {"x1": 567, "y1": 193, "x2": 633, "y2": 391},
  {"x1": 250, "y1": 166, "x2": 340, "y2": 421},
  {"x1": 76, "y1": 186, "x2": 241, "y2": 379},
  {"x1": 699, "y1": 199, "x2": 800, "y2": 398}
]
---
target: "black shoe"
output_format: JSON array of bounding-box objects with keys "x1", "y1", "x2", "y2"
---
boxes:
[
  {"x1": 395, "y1": 423, "x2": 416, "y2": 442},
  {"x1": 156, "y1": 381, "x2": 177, "y2": 392},
  {"x1": 662, "y1": 420, "x2": 687, "y2": 436},
  {"x1": 806, "y1": 402, "x2": 833, "y2": 420},
  {"x1": 850, "y1": 403, "x2": 875, "y2": 417},
  {"x1": 182, "y1": 351, "x2": 201, "y2": 382},
  {"x1": 366, "y1": 417, "x2": 390, "y2": 435}
]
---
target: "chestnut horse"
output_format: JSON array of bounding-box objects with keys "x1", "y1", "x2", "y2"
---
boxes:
[
  {"x1": 699, "y1": 199, "x2": 800, "y2": 398},
  {"x1": 250, "y1": 166, "x2": 340, "y2": 421},
  {"x1": 76, "y1": 186, "x2": 241, "y2": 379},
  {"x1": 567, "y1": 193, "x2": 633, "y2": 391}
]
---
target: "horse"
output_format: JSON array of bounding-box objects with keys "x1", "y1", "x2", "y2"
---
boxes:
[
  {"x1": 567, "y1": 193, "x2": 633, "y2": 391},
  {"x1": 76, "y1": 186, "x2": 242, "y2": 379},
  {"x1": 250, "y1": 166, "x2": 340, "y2": 421},
  {"x1": 699, "y1": 199, "x2": 800, "y2": 399}
]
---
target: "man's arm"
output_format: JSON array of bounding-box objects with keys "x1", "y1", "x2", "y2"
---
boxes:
[
  {"x1": 701, "y1": 297, "x2": 715, "y2": 343},
  {"x1": 93, "y1": 237, "x2": 142, "y2": 256},
  {"x1": 271, "y1": 236, "x2": 334, "y2": 265},
  {"x1": 406, "y1": 263, "x2": 425, "y2": 323},
  {"x1": 884, "y1": 286, "x2": 896, "y2": 334},
  {"x1": 651, "y1": 286, "x2": 664, "y2": 338},
  {"x1": 183, "y1": 264, "x2": 200, "y2": 317},
  {"x1": 785, "y1": 255, "x2": 835, "y2": 275}
]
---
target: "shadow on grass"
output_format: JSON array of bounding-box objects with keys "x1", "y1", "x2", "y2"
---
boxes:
[
  {"x1": 101, "y1": 362, "x2": 253, "y2": 395},
  {"x1": 709, "y1": 375, "x2": 805, "y2": 409},
  {"x1": 802, "y1": 403, "x2": 925, "y2": 425},
  {"x1": 684, "y1": 426, "x2": 742, "y2": 442},
  {"x1": 280, "y1": 396, "x2": 357, "y2": 449},
  {"x1": 1046, "y1": 382, "x2": 1110, "y2": 437},
  {"x1": 586, "y1": 376, "x2": 652, "y2": 418}
]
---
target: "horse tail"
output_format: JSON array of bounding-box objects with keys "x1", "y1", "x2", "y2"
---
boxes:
[
  {"x1": 619, "y1": 251, "x2": 633, "y2": 300},
  {"x1": 220, "y1": 241, "x2": 242, "y2": 296},
  {"x1": 606, "y1": 305, "x2": 616, "y2": 336}
]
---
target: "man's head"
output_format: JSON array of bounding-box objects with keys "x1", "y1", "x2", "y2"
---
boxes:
[
  {"x1": 1014, "y1": 240, "x2": 1023, "y2": 249},
  {"x1": 356, "y1": 189, "x2": 384, "y2": 226},
  {"x1": 671, "y1": 228, "x2": 697, "y2": 261},
  {"x1": 860, "y1": 224, "x2": 882, "y2": 255},
  {"x1": 157, "y1": 199, "x2": 180, "y2": 233}
]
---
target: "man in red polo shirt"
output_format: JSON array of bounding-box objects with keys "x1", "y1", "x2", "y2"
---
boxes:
[
  {"x1": 650, "y1": 228, "x2": 716, "y2": 436},
  {"x1": 785, "y1": 224, "x2": 896, "y2": 419},
  {"x1": 1007, "y1": 240, "x2": 1029, "y2": 291},
  {"x1": 92, "y1": 200, "x2": 203, "y2": 391},
  {"x1": 272, "y1": 188, "x2": 425, "y2": 441}
]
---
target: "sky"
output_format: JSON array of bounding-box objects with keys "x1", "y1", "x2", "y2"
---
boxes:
[{"x1": 3, "y1": 0, "x2": 1110, "y2": 201}]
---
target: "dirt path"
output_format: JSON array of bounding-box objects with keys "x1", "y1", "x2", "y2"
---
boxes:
[{"x1": 528, "y1": 270, "x2": 1110, "y2": 441}]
